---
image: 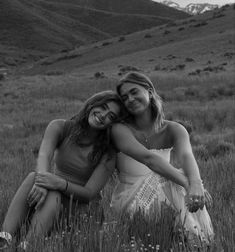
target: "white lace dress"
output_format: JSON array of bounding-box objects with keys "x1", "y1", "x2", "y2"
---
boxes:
[{"x1": 110, "y1": 148, "x2": 214, "y2": 243}]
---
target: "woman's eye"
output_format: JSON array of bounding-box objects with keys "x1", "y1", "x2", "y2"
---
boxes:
[
  {"x1": 131, "y1": 90, "x2": 138, "y2": 95},
  {"x1": 101, "y1": 104, "x2": 107, "y2": 110},
  {"x1": 109, "y1": 114, "x2": 116, "y2": 121}
]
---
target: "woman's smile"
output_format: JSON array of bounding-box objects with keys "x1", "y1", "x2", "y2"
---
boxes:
[
  {"x1": 93, "y1": 113, "x2": 104, "y2": 125},
  {"x1": 88, "y1": 101, "x2": 120, "y2": 129}
]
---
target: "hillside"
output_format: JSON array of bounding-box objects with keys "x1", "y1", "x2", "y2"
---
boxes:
[
  {"x1": 0, "y1": 0, "x2": 189, "y2": 69},
  {"x1": 22, "y1": 4, "x2": 235, "y2": 77},
  {"x1": 45, "y1": 0, "x2": 189, "y2": 19}
]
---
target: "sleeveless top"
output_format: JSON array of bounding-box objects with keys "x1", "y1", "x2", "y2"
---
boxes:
[{"x1": 54, "y1": 120, "x2": 103, "y2": 185}]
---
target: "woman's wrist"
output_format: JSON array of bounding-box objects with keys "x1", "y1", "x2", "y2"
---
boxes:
[
  {"x1": 189, "y1": 178, "x2": 203, "y2": 185},
  {"x1": 60, "y1": 179, "x2": 68, "y2": 192}
]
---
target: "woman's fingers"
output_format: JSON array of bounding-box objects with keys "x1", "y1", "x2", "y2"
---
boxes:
[
  {"x1": 186, "y1": 194, "x2": 205, "y2": 212},
  {"x1": 27, "y1": 188, "x2": 38, "y2": 205},
  {"x1": 35, "y1": 181, "x2": 48, "y2": 189},
  {"x1": 29, "y1": 192, "x2": 42, "y2": 207},
  {"x1": 204, "y1": 189, "x2": 213, "y2": 208},
  {"x1": 27, "y1": 186, "x2": 36, "y2": 200},
  {"x1": 35, "y1": 194, "x2": 46, "y2": 210}
]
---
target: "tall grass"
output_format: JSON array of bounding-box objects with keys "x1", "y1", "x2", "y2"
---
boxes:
[{"x1": 0, "y1": 72, "x2": 234, "y2": 251}]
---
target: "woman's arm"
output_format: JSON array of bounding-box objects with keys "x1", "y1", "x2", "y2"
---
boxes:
[
  {"x1": 169, "y1": 121, "x2": 202, "y2": 182},
  {"x1": 36, "y1": 119, "x2": 66, "y2": 173},
  {"x1": 28, "y1": 119, "x2": 66, "y2": 209},
  {"x1": 35, "y1": 154, "x2": 116, "y2": 201},
  {"x1": 169, "y1": 121, "x2": 205, "y2": 209},
  {"x1": 111, "y1": 123, "x2": 189, "y2": 189}
]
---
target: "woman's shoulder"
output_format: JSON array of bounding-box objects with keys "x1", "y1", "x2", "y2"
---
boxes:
[
  {"x1": 49, "y1": 119, "x2": 66, "y2": 127},
  {"x1": 112, "y1": 122, "x2": 132, "y2": 134},
  {"x1": 48, "y1": 119, "x2": 75, "y2": 144},
  {"x1": 164, "y1": 120, "x2": 190, "y2": 138}
]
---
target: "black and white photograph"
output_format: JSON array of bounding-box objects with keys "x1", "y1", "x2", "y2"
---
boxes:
[{"x1": 0, "y1": 0, "x2": 234, "y2": 251}]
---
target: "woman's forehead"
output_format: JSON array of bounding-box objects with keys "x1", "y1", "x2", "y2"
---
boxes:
[
  {"x1": 107, "y1": 101, "x2": 121, "y2": 114},
  {"x1": 120, "y1": 82, "x2": 147, "y2": 94}
]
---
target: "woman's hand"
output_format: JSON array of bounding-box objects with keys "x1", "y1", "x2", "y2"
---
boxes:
[
  {"x1": 204, "y1": 188, "x2": 213, "y2": 209},
  {"x1": 27, "y1": 184, "x2": 48, "y2": 210},
  {"x1": 35, "y1": 172, "x2": 65, "y2": 191},
  {"x1": 186, "y1": 179, "x2": 205, "y2": 212}
]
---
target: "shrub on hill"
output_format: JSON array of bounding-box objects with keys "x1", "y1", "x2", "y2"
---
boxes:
[
  {"x1": 144, "y1": 33, "x2": 152, "y2": 38},
  {"x1": 118, "y1": 36, "x2": 125, "y2": 42},
  {"x1": 94, "y1": 72, "x2": 105, "y2": 78},
  {"x1": 185, "y1": 57, "x2": 194, "y2": 62}
]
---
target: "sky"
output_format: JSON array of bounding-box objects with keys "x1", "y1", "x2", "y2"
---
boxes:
[{"x1": 154, "y1": 0, "x2": 235, "y2": 7}]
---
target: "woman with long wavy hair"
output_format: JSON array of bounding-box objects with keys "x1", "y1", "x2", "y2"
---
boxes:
[{"x1": 0, "y1": 90, "x2": 126, "y2": 250}]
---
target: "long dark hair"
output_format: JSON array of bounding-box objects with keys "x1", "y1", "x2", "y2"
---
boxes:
[
  {"x1": 117, "y1": 72, "x2": 164, "y2": 130},
  {"x1": 69, "y1": 90, "x2": 127, "y2": 166}
]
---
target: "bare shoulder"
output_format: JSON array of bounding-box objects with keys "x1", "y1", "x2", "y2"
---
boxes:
[
  {"x1": 47, "y1": 119, "x2": 66, "y2": 132},
  {"x1": 112, "y1": 123, "x2": 132, "y2": 135},
  {"x1": 164, "y1": 120, "x2": 189, "y2": 138}
]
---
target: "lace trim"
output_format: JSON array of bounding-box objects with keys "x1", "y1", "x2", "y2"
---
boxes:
[{"x1": 129, "y1": 173, "x2": 167, "y2": 213}]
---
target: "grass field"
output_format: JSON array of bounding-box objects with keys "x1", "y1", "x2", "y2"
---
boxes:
[{"x1": 0, "y1": 71, "x2": 234, "y2": 251}]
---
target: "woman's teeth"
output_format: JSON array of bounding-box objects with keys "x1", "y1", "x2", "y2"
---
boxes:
[{"x1": 95, "y1": 114, "x2": 102, "y2": 124}]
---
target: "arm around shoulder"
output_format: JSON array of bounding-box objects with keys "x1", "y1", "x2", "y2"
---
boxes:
[{"x1": 111, "y1": 123, "x2": 152, "y2": 163}]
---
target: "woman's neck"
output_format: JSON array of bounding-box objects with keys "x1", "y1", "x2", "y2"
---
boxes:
[{"x1": 133, "y1": 108, "x2": 154, "y2": 131}]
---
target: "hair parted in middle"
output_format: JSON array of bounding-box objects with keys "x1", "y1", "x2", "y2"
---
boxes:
[
  {"x1": 69, "y1": 90, "x2": 127, "y2": 166},
  {"x1": 116, "y1": 71, "x2": 164, "y2": 129}
]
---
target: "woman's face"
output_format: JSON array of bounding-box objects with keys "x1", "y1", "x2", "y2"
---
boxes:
[
  {"x1": 119, "y1": 82, "x2": 151, "y2": 115},
  {"x1": 88, "y1": 101, "x2": 120, "y2": 129}
]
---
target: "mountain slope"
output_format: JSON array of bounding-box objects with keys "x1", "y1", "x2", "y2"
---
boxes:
[
  {"x1": 45, "y1": 0, "x2": 189, "y2": 19},
  {"x1": 33, "y1": 1, "x2": 174, "y2": 36},
  {"x1": 22, "y1": 4, "x2": 234, "y2": 76},
  {"x1": 0, "y1": 0, "x2": 189, "y2": 68},
  {"x1": 0, "y1": 0, "x2": 109, "y2": 52}
]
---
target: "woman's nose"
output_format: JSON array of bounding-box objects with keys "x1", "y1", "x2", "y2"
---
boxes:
[
  {"x1": 100, "y1": 111, "x2": 108, "y2": 119},
  {"x1": 128, "y1": 95, "x2": 134, "y2": 102}
]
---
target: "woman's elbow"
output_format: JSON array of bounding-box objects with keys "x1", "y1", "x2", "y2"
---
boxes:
[
  {"x1": 142, "y1": 154, "x2": 161, "y2": 173},
  {"x1": 84, "y1": 188, "x2": 97, "y2": 201},
  {"x1": 142, "y1": 153, "x2": 158, "y2": 171}
]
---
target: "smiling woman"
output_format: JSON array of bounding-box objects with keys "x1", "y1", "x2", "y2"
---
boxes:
[
  {"x1": 0, "y1": 90, "x2": 126, "y2": 250},
  {"x1": 88, "y1": 102, "x2": 120, "y2": 129},
  {"x1": 111, "y1": 72, "x2": 214, "y2": 247}
]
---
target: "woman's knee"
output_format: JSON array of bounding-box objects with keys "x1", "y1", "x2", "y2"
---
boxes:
[
  {"x1": 25, "y1": 172, "x2": 36, "y2": 184},
  {"x1": 19, "y1": 172, "x2": 36, "y2": 191}
]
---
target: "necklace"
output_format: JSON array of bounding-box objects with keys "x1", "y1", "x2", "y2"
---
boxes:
[{"x1": 139, "y1": 124, "x2": 158, "y2": 148}]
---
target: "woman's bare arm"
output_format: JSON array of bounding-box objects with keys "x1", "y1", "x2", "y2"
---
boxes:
[
  {"x1": 35, "y1": 154, "x2": 116, "y2": 201},
  {"x1": 169, "y1": 121, "x2": 205, "y2": 210},
  {"x1": 111, "y1": 123, "x2": 189, "y2": 189},
  {"x1": 36, "y1": 119, "x2": 65, "y2": 173}
]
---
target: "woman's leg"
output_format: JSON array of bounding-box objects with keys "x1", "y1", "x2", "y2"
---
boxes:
[
  {"x1": 25, "y1": 191, "x2": 61, "y2": 241},
  {"x1": 1, "y1": 172, "x2": 35, "y2": 235}
]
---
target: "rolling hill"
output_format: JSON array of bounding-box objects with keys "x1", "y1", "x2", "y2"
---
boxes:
[
  {"x1": 0, "y1": 0, "x2": 189, "y2": 69},
  {"x1": 22, "y1": 4, "x2": 235, "y2": 77},
  {"x1": 44, "y1": 0, "x2": 189, "y2": 19}
]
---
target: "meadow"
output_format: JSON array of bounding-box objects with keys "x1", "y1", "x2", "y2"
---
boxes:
[{"x1": 0, "y1": 71, "x2": 234, "y2": 251}]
